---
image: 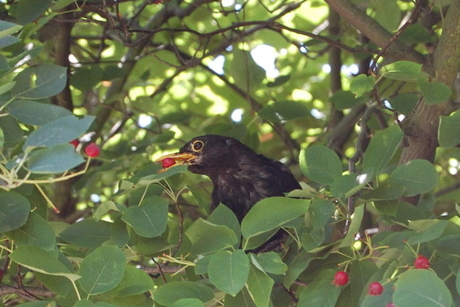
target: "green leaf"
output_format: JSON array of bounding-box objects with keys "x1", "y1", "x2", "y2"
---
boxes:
[
  {"x1": 266, "y1": 74, "x2": 290, "y2": 87},
  {"x1": 111, "y1": 217, "x2": 130, "y2": 248},
  {"x1": 24, "y1": 115, "x2": 95, "y2": 149},
  {"x1": 121, "y1": 196, "x2": 169, "y2": 238},
  {"x1": 297, "y1": 269, "x2": 341, "y2": 307},
  {"x1": 340, "y1": 204, "x2": 365, "y2": 248},
  {"x1": 245, "y1": 264, "x2": 274, "y2": 307},
  {"x1": 301, "y1": 227, "x2": 325, "y2": 251},
  {"x1": 93, "y1": 201, "x2": 123, "y2": 221},
  {"x1": 224, "y1": 287, "x2": 257, "y2": 307},
  {"x1": 390, "y1": 159, "x2": 438, "y2": 196},
  {"x1": 79, "y1": 246, "x2": 126, "y2": 296},
  {"x1": 350, "y1": 74, "x2": 375, "y2": 97},
  {"x1": 229, "y1": 49, "x2": 265, "y2": 93},
  {"x1": 110, "y1": 265, "x2": 154, "y2": 297},
  {"x1": 330, "y1": 171, "x2": 373, "y2": 199},
  {"x1": 172, "y1": 299, "x2": 204, "y2": 307},
  {"x1": 9, "y1": 100, "x2": 72, "y2": 126},
  {"x1": 6, "y1": 212, "x2": 56, "y2": 251},
  {"x1": 137, "y1": 165, "x2": 188, "y2": 185},
  {"x1": 456, "y1": 267, "x2": 460, "y2": 297},
  {"x1": 35, "y1": 272, "x2": 73, "y2": 297},
  {"x1": 300, "y1": 145, "x2": 343, "y2": 186},
  {"x1": 208, "y1": 250, "x2": 249, "y2": 296},
  {"x1": 9, "y1": 245, "x2": 80, "y2": 281},
  {"x1": 70, "y1": 65, "x2": 103, "y2": 91},
  {"x1": 185, "y1": 218, "x2": 238, "y2": 255},
  {"x1": 208, "y1": 204, "x2": 241, "y2": 240},
  {"x1": 0, "y1": 35, "x2": 21, "y2": 49},
  {"x1": 0, "y1": 191, "x2": 30, "y2": 232},
  {"x1": 350, "y1": 259, "x2": 378, "y2": 304},
  {"x1": 15, "y1": 0, "x2": 53, "y2": 25},
  {"x1": 387, "y1": 93, "x2": 419, "y2": 115},
  {"x1": 309, "y1": 198, "x2": 336, "y2": 229},
  {"x1": 258, "y1": 100, "x2": 310, "y2": 122},
  {"x1": 329, "y1": 90, "x2": 366, "y2": 110},
  {"x1": 393, "y1": 270, "x2": 452, "y2": 307},
  {"x1": 241, "y1": 197, "x2": 309, "y2": 239},
  {"x1": 0, "y1": 20, "x2": 23, "y2": 37},
  {"x1": 283, "y1": 251, "x2": 316, "y2": 288},
  {"x1": 381, "y1": 61, "x2": 424, "y2": 81},
  {"x1": 0, "y1": 115, "x2": 24, "y2": 146},
  {"x1": 59, "y1": 218, "x2": 112, "y2": 248},
  {"x1": 0, "y1": 81, "x2": 16, "y2": 95},
  {"x1": 438, "y1": 109, "x2": 460, "y2": 148},
  {"x1": 375, "y1": 200, "x2": 428, "y2": 224},
  {"x1": 373, "y1": 0, "x2": 401, "y2": 31},
  {"x1": 27, "y1": 144, "x2": 85, "y2": 174},
  {"x1": 154, "y1": 281, "x2": 214, "y2": 306},
  {"x1": 361, "y1": 180, "x2": 406, "y2": 201},
  {"x1": 12, "y1": 63, "x2": 67, "y2": 99},
  {"x1": 362, "y1": 125, "x2": 403, "y2": 174},
  {"x1": 406, "y1": 220, "x2": 449, "y2": 244},
  {"x1": 250, "y1": 252, "x2": 287, "y2": 275},
  {"x1": 417, "y1": 78, "x2": 452, "y2": 105}
]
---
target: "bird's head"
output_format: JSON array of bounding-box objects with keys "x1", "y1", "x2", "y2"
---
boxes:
[{"x1": 155, "y1": 135, "x2": 257, "y2": 176}]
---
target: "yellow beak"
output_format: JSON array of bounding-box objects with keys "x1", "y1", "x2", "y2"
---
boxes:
[{"x1": 155, "y1": 152, "x2": 196, "y2": 166}]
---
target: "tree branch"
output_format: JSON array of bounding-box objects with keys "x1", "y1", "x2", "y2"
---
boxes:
[{"x1": 325, "y1": 0, "x2": 426, "y2": 64}]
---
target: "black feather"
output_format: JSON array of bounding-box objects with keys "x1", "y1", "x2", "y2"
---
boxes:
[{"x1": 178, "y1": 135, "x2": 300, "y2": 221}]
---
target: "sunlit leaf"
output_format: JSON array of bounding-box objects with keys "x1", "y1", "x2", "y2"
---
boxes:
[
  {"x1": 381, "y1": 61, "x2": 424, "y2": 81},
  {"x1": 350, "y1": 74, "x2": 375, "y2": 97}
]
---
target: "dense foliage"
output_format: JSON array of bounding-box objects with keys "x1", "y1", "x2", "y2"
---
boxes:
[{"x1": 0, "y1": 0, "x2": 460, "y2": 306}]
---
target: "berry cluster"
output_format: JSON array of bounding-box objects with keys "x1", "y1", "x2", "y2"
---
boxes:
[{"x1": 331, "y1": 255, "x2": 431, "y2": 306}]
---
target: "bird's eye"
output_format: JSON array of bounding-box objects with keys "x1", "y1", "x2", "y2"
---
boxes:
[{"x1": 192, "y1": 140, "x2": 204, "y2": 152}]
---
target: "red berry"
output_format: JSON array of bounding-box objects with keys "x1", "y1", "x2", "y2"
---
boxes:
[
  {"x1": 414, "y1": 256, "x2": 430, "y2": 269},
  {"x1": 70, "y1": 139, "x2": 79, "y2": 148},
  {"x1": 387, "y1": 303, "x2": 396, "y2": 307},
  {"x1": 85, "y1": 143, "x2": 100, "y2": 157},
  {"x1": 161, "y1": 158, "x2": 176, "y2": 169},
  {"x1": 368, "y1": 282, "x2": 383, "y2": 295},
  {"x1": 333, "y1": 271, "x2": 349, "y2": 286}
]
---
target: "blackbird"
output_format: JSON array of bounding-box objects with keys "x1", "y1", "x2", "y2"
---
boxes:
[{"x1": 157, "y1": 134, "x2": 301, "y2": 250}]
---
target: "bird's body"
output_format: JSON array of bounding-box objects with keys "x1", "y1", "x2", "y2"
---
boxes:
[{"x1": 157, "y1": 134, "x2": 300, "y2": 250}]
